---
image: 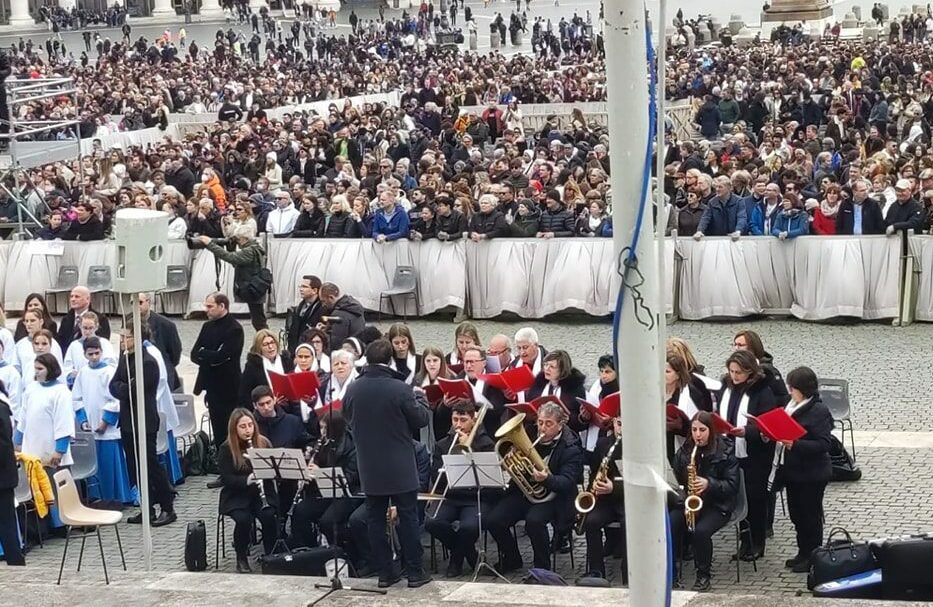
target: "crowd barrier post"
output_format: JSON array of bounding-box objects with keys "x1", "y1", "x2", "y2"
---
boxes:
[{"x1": 894, "y1": 229, "x2": 920, "y2": 327}]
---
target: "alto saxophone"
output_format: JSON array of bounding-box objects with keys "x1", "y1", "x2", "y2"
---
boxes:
[
  {"x1": 574, "y1": 434, "x2": 623, "y2": 535},
  {"x1": 684, "y1": 444, "x2": 704, "y2": 532}
]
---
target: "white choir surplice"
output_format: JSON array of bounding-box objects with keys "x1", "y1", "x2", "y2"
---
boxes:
[
  {"x1": 0, "y1": 361, "x2": 23, "y2": 421},
  {"x1": 14, "y1": 337, "x2": 64, "y2": 385},
  {"x1": 146, "y1": 343, "x2": 180, "y2": 434},
  {"x1": 17, "y1": 380, "x2": 75, "y2": 466},
  {"x1": 63, "y1": 336, "x2": 117, "y2": 379},
  {"x1": 72, "y1": 362, "x2": 121, "y2": 441}
]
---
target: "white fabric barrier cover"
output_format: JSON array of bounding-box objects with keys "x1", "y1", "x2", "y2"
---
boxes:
[
  {"x1": 0, "y1": 242, "x2": 10, "y2": 308},
  {"x1": 910, "y1": 235, "x2": 933, "y2": 322},
  {"x1": 266, "y1": 238, "x2": 465, "y2": 315},
  {"x1": 165, "y1": 92, "x2": 401, "y2": 125}
]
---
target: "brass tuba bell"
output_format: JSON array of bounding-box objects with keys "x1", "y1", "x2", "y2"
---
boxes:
[{"x1": 494, "y1": 413, "x2": 554, "y2": 504}]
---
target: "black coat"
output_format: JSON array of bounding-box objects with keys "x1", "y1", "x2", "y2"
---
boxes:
[
  {"x1": 325, "y1": 295, "x2": 365, "y2": 346},
  {"x1": 147, "y1": 311, "x2": 182, "y2": 391},
  {"x1": 591, "y1": 434, "x2": 624, "y2": 517},
  {"x1": 538, "y1": 205, "x2": 575, "y2": 237},
  {"x1": 190, "y1": 313, "x2": 244, "y2": 401},
  {"x1": 431, "y1": 425, "x2": 495, "y2": 500},
  {"x1": 217, "y1": 441, "x2": 278, "y2": 514},
  {"x1": 109, "y1": 349, "x2": 160, "y2": 433},
  {"x1": 343, "y1": 364, "x2": 430, "y2": 495},
  {"x1": 324, "y1": 212, "x2": 358, "y2": 238},
  {"x1": 293, "y1": 208, "x2": 326, "y2": 238},
  {"x1": 835, "y1": 199, "x2": 885, "y2": 235},
  {"x1": 0, "y1": 396, "x2": 16, "y2": 490},
  {"x1": 526, "y1": 368, "x2": 587, "y2": 431},
  {"x1": 239, "y1": 352, "x2": 293, "y2": 409},
  {"x1": 63, "y1": 215, "x2": 106, "y2": 241},
  {"x1": 468, "y1": 209, "x2": 509, "y2": 239},
  {"x1": 718, "y1": 379, "x2": 779, "y2": 463},
  {"x1": 256, "y1": 407, "x2": 309, "y2": 450},
  {"x1": 778, "y1": 395, "x2": 834, "y2": 484},
  {"x1": 885, "y1": 198, "x2": 926, "y2": 233},
  {"x1": 285, "y1": 298, "x2": 324, "y2": 354},
  {"x1": 436, "y1": 210, "x2": 467, "y2": 240},
  {"x1": 759, "y1": 352, "x2": 789, "y2": 402},
  {"x1": 312, "y1": 432, "x2": 361, "y2": 495},
  {"x1": 57, "y1": 307, "x2": 111, "y2": 351},
  {"x1": 672, "y1": 439, "x2": 740, "y2": 515},
  {"x1": 533, "y1": 428, "x2": 585, "y2": 529}
]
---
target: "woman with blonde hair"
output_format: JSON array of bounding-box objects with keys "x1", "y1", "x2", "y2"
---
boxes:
[
  {"x1": 666, "y1": 337, "x2": 714, "y2": 412},
  {"x1": 238, "y1": 329, "x2": 292, "y2": 408}
]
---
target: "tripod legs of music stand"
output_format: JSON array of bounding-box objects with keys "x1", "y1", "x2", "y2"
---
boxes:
[{"x1": 309, "y1": 578, "x2": 386, "y2": 607}]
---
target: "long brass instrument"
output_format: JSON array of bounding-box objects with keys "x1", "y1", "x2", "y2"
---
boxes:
[
  {"x1": 427, "y1": 404, "x2": 489, "y2": 517},
  {"x1": 684, "y1": 444, "x2": 704, "y2": 532},
  {"x1": 494, "y1": 413, "x2": 553, "y2": 503},
  {"x1": 246, "y1": 437, "x2": 272, "y2": 511},
  {"x1": 574, "y1": 434, "x2": 623, "y2": 535}
]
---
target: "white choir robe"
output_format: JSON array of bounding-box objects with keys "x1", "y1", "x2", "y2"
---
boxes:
[
  {"x1": 0, "y1": 327, "x2": 15, "y2": 367},
  {"x1": 17, "y1": 381, "x2": 75, "y2": 466},
  {"x1": 310, "y1": 353, "x2": 331, "y2": 374},
  {"x1": 146, "y1": 343, "x2": 183, "y2": 484},
  {"x1": 673, "y1": 388, "x2": 700, "y2": 452},
  {"x1": 14, "y1": 337, "x2": 64, "y2": 385},
  {"x1": 0, "y1": 362, "x2": 23, "y2": 421},
  {"x1": 62, "y1": 336, "x2": 116, "y2": 380},
  {"x1": 388, "y1": 351, "x2": 417, "y2": 385}
]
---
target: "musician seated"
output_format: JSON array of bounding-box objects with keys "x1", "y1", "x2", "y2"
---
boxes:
[
  {"x1": 424, "y1": 399, "x2": 497, "y2": 577},
  {"x1": 577, "y1": 417, "x2": 628, "y2": 586},
  {"x1": 288, "y1": 410, "x2": 361, "y2": 550},
  {"x1": 669, "y1": 411, "x2": 740, "y2": 592},
  {"x1": 527, "y1": 350, "x2": 587, "y2": 432},
  {"x1": 484, "y1": 402, "x2": 584, "y2": 573},
  {"x1": 218, "y1": 408, "x2": 280, "y2": 573}
]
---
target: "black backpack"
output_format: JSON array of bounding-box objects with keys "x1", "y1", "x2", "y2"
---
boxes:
[
  {"x1": 183, "y1": 431, "x2": 219, "y2": 477},
  {"x1": 184, "y1": 520, "x2": 208, "y2": 571},
  {"x1": 829, "y1": 435, "x2": 862, "y2": 482}
]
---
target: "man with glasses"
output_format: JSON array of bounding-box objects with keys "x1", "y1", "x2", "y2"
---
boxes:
[
  {"x1": 837, "y1": 178, "x2": 885, "y2": 235},
  {"x1": 265, "y1": 189, "x2": 300, "y2": 236},
  {"x1": 285, "y1": 275, "x2": 324, "y2": 354},
  {"x1": 458, "y1": 346, "x2": 508, "y2": 437},
  {"x1": 507, "y1": 327, "x2": 547, "y2": 402}
]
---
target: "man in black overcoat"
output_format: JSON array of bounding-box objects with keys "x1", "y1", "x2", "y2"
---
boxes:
[
  {"x1": 56, "y1": 286, "x2": 111, "y2": 351},
  {"x1": 140, "y1": 292, "x2": 182, "y2": 391}
]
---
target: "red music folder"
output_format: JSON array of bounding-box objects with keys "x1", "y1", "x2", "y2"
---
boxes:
[
  {"x1": 316, "y1": 399, "x2": 342, "y2": 418},
  {"x1": 422, "y1": 384, "x2": 445, "y2": 408},
  {"x1": 505, "y1": 395, "x2": 567, "y2": 420},
  {"x1": 745, "y1": 409, "x2": 807, "y2": 442},
  {"x1": 478, "y1": 365, "x2": 536, "y2": 395},
  {"x1": 710, "y1": 412, "x2": 738, "y2": 435},
  {"x1": 506, "y1": 402, "x2": 539, "y2": 418},
  {"x1": 268, "y1": 371, "x2": 321, "y2": 402},
  {"x1": 437, "y1": 378, "x2": 474, "y2": 401},
  {"x1": 577, "y1": 391, "x2": 621, "y2": 422},
  {"x1": 447, "y1": 363, "x2": 464, "y2": 375},
  {"x1": 666, "y1": 403, "x2": 691, "y2": 425}
]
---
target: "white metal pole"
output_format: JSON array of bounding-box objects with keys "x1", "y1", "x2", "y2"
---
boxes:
[
  {"x1": 654, "y1": 0, "x2": 669, "y2": 445},
  {"x1": 605, "y1": 1, "x2": 668, "y2": 605},
  {"x1": 132, "y1": 295, "x2": 153, "y2": 571}
]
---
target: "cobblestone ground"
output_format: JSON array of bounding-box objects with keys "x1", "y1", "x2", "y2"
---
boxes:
[{"x1": 16, "y1": 315, "x2": 933, "y2": 595}]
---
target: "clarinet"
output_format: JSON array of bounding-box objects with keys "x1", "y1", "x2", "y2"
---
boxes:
[
  {"x1": 246, "y1": 437, "x2": 272, "y2": 511},
  {"x1": 287, "y1": 436, "x2": 330, "y2": 521}
]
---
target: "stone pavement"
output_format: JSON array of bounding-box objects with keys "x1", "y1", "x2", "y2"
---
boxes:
[{"x1": 10, "y1": 315, "x2": 933, "y2": 597}]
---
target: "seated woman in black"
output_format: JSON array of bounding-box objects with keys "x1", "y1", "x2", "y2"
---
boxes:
[
  {"x1": 218, "y1": 408, "x2": 279, "y2": 573},
  {"x1": 670, "y1": 411, "x2": 740, "y2": 592},
  {"x1": 288, "y1": 409, "x2": 361, "y2": 551},
  {"x1": 772, "y1": 366, "x2": 834, "y2": 573}
]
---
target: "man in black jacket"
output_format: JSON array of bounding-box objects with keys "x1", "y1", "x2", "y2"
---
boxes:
[
  {"x1": 537, "y1": 192, "x2": 575, "y2": 237},
  {"x1": 110, "y1": 324, "x2": 176, "y2": 527},
  {"x1": 835, "y1": 179, "x2": 885, "y2": 235},
  {"x1": 343, "y1": 340, "x2": 431, "y2": 588},
  {"x1": 191, "y1": 293, "x2": 244, "y2": 448},
  {"x1": 424, "y1": 399, "x2": 497, "y2": 577},
  {"x1": 57, "y1": 286, "x2": 111, "y2": 351},
  {"x1": 285, "y1": 275, "x2": 324, "y2": 353},
  {"x1": 318, "y1": 282, "x2": 365, "y2": 347},
  {"x1": 885, "y1": 179, "x2": 925, "y2": 238},
  {"x1": 0, "y1": 393, "x2": 24, "y2": 565},
  {"x1": 139, "y1": 292, "x2": 182, "y2": 391},
  {"x1": 485, "y1": 401, "x2": 584, "y2": 573},
  {"x1": 435, "y1": 196, "x2": 467, "y2": 241}
]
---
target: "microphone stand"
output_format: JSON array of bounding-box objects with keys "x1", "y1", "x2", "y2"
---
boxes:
[{"x1": 309, "y1": 399, "x2": 385, "y2": 606}]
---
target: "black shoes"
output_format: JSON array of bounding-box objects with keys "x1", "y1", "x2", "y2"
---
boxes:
[
  {"x1": 236, "y1": 556, "x2": 252, "y2": 573},
  {"x1": 785, "y1": 554, "x2": 806, "y2": 568},
  {"x1": 152, "y1": 511, "x2": 177, "y2": 527},
  {"x1": 692, "y1": 574, "x2": 711, "y2": 592},
  {"x1": 377, "y1": 567, "x2": 403, "y2": 588},
  {"x1": 207, "y1": 477, "x2": 223, "y2": 489},
  {"x1": 576, "y1": 571, "x2": 610, "y2": 587},
  {"x1": 444, "y1": 562, "x2": 463, "y2": 578},
  {"x1": 407, "y1": 572, "x2": 433, "y2": 588},
  {"x1": 126, "y1": 513, "x2": 142, "y2": 524}
]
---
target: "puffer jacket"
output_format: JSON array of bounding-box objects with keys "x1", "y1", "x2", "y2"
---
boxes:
[{"x1": 538, "y1": 205, "x2": 575, "y2": 237}]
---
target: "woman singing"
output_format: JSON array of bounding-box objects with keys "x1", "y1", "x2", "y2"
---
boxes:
[
  {"x1": 665, "y1": 353, "x2": 711, "y2": 462},
  {"x1": 527, "y1": 350, "x2": 587, "y2": 431},
  {"x1": 218, "y1": 408, "x2": 279, "y2": 573},
  {"x1": 772, "y1": 367, "x2": 833, "y2": 573},
  {"x1": 416, "y1": 346, "x2": 454, "y2": 441},
  {"x1": 446, "y1": 322, "x2": 481, "y2": 370},
  {"x1": 670, "y1": 411, "x2": 739, "y2": 592},
  {"x1": 317, "y1": 350, "x2": 358, "y2": 407},
  {"x1": 239, "y1": 330, "x2": 293, "y2": 408},
  {"x1": 387, "y1": 323, "x2": 422, "y2": 385}
]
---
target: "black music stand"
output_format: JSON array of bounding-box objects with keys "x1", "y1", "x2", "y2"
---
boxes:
[
  {"x1": 248, "y1": 447, "x2": 309, "y2": 555},
  {"x1": 443, "y1": 450, "x2": 509, "y2": 582}
]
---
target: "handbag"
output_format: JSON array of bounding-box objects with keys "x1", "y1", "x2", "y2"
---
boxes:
[{"x1": 808, "y1": 527, "x2": 877, "y2": 590}]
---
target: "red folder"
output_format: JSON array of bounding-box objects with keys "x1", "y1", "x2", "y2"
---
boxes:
[
  {"x1": 422, "y1": 384, "x2": 445, "y2": 407},
  {"x1": 530, "y1": 395, "x2": 569, "y2": 417},
  {"x1": 448, "y1": 363, "x2": 464, "y2": 375},
  {"x1": 577, "y1": 392, "x2": 621, "y2": 422},
  {"x1": 269, "y1": 371, "x2": 321, "y2": 402},
  {"x1": 745, "y1": 409, "x2": 807, "y2": 442},
  {"x1": 710, "y1": 412, "x2": 738, "y2": 435},
  {"x1": 316, "y1": 399, "x2": 342, "y2": 418},
  {"x1": 505, "y1": 395, "x2": 567, "y2": 420},
  {"x1": 478, "y1": 365, "x2": 535, "y2": 395},
  {"x1": 666, "y1": 403, "x2": 691, "y2": 425},
  {"x1": 437, "y1": 378, "x2": 473, "y2": 401}
]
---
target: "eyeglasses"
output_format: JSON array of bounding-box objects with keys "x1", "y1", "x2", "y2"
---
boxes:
[{"x1": 463, "y1": 358, "x2": 484, "y2": 364}]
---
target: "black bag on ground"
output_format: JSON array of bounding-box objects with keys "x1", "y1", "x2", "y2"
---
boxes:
[
  {"x1": 829, "y1": 435, "x2": 862, "y2": 482},
  {"x1": 873, "y1": 534, "x2": 933, "y2": 600},
  {"x1": 184, "y1": 520, "x2": 208, "y2": 572},
  {"x1": 259, "y1": 546, "x2": 345, "y2": 577},
  {"x1": 183, "y1": 431, "x2": 218, "y2": 476},
  {"x1": 808, "y1": 527, "x2": 877, "y2": 590}
]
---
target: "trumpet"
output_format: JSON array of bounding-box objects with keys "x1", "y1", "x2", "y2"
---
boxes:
[
  {"x1": 495, "y1": 413, "x2": 553, "y2": 504},
  {"x1": 684, "y1": 444, "x2": 703, "y2": 532},
  {"x1": 574, "y1": 434, "x2": 623, "y2": 535},
  {"x1": 246, "y1": 437, "x2": 272, "y2": 512}
]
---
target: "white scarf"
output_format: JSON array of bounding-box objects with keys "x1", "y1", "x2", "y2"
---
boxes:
[
  {"x1": 469, "y1": 377, "x2": 493, "y2": 407},
  {"x1": 323, "y1": 369, "x2": 358, "y2": 405},
  {"x1": 674, "y1": 387, "x2": 699, "y2": 451},
  {"x1": 389, "y1": 351, "x2": 417, "y2": 384},
  {"x1": 262, "y1": 354, "x2": 285, "y2": 386},
  {"x1": 768, "y1": 397, "x2": 812, "y2": 489},
  {"x1": 717, "y1": 387, "x2": 750, "y2": 458}
]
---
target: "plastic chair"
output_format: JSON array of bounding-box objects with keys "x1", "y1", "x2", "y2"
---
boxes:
[
  {"x1": 45, "y1": 265, "x2": 80, "y2": 311},
  {"x1": 14, "y1": 463, "x2": 42, "y2": 549},
  {"x1": 173, "y1": 394, "x2": 197, "y2": 452},
  {"x1": 87, "y1": 265, "x2": 115, "y2": 313},
  {"x1": 728, "y1": 469, "x2": 757, "y2": 583},
  {"x1": 159, "y1": 265, "x2": 190, "y2": 313},
  {"x1": 819, "y1": 378, "x2": 856, "y2": 461},
  {"x1": 156, "y1": 411, "x2": 168, "y2": 456},
  {"x1": 54, "y1": 469, "x2": 126, "y2": 585},
  {"x1": 69, "y1": 432, "x2": 100, "y2": 497},
  {"x1": 378, "y1": 265, "x2": 420, "y2": 320},
  {"x1": 200, "y1": 411, "x2": 213, "y2": 441}
]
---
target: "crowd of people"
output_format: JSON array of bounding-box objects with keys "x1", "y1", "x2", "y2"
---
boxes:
[{"x1": 0, "y1": 274, "x2": 836, "y2": 594}]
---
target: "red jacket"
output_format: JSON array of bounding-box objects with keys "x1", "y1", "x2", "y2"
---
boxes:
[{"x1": 812, "y1": 208, "x2": 837, "y2": 235}]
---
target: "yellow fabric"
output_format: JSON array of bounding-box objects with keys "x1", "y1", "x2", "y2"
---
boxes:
[{"x1": 15, "y1": 453, "x2": 55, "y2": 518}]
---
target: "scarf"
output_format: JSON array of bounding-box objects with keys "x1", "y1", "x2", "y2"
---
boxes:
[
  {"x1": 819, "y1": 199, "x2": 840, "y2": 218},
  {"x1": 768, "y1": 397, "x2": 812, "y2": 490}
]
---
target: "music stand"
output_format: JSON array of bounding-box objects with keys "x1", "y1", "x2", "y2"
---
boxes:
[
  {"x1": 443, "y1": 451, "x2": 509, "y2": 582},
  {"x1": 248, "y1": 447, "x2": 310, "y2": 555}
]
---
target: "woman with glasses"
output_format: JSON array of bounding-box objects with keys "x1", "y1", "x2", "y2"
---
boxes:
[
  {"x1": 222, "y1": 201, "x2": 258, "y2": 240},
  {"x1": 239, "y1": 330, "x2": 292, "y2": 409}
]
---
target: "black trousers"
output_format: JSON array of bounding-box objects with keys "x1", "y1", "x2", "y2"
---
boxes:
[
  {"x1": 121, "y1": 428, "x2": 174, "y2": 513},
  {"x1": 290, "y1": 496, "x2": 359, "y2": 548},
  {"x1": 582, "y1": 499, "x2": 626, "y2": 577},
  {"x1": 366, "y1": 491, "x2": 425, "y2": 579},
  {"x1": 0, "y1": 488, "x2": 24, "y2": 565},
  {"x1": 247, "y1": 302, "x2": 268, "y2": 331},
  {"x1": 785, "y1": 480, "x2": 827, "y2": 559},
  {"x1": 739, "y1": 456, "x2": 770, "y2": 552},
  {"x1": 670, "y1": 507, "x2": 730, "y2": 577},
  {"x1": 229, "y1": 504, "x2": 277, "y2": 557},
  {"x1": 486, "y1": 490, "x2": 561, "y2": 569},
  {"x1": 425, "y1": 500, "x2": 484, "y2": 565},
  {"x1": 206, "y1": 391, "x2": 237, "y2": 448}
]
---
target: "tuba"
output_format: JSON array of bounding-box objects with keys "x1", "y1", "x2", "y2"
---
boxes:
[
  {"x1": 684, "y1": 444, "x2": 703, "y2": 532},
  {"x1": 494, "y1": 413, "x2": 553, "y2": 503}
]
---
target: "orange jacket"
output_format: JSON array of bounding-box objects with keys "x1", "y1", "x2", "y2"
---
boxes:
[{"x1": 205, "y1": 175, "x2": 228, "y2": 211}]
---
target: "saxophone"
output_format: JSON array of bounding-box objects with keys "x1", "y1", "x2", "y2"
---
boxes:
[
  {"x1": 574, "y1": 434, "x2": 623, "y2": 535},
  {"x1": 684, "y1": 444, "x2": 703, "y2": 532}
]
